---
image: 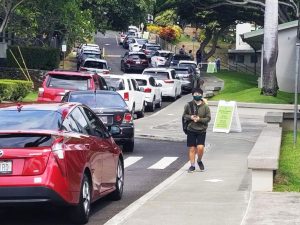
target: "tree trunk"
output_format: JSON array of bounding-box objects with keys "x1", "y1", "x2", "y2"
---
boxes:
[{"x1": 262, "y1": 0, "x2": 279, "y2": 96}]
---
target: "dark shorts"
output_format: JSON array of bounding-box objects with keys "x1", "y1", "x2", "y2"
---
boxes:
[{"x1": 187, "y1": 131, "x2": 206, "y2": 147}]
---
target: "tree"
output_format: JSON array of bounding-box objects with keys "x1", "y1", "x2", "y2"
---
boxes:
[{"x1": 0, "y1": 0, "x2": 26, "y2": 33}]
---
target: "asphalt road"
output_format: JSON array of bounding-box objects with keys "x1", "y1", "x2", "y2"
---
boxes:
[{"x1": 0, "y1": 139, "x2": 187, "y2": 225}]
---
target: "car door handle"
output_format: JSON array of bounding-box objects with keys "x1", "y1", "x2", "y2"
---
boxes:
[{"x1": 84, "y1": 144, "x2": 90, "y2": 150}]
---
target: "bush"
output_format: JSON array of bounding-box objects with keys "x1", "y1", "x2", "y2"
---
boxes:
[
  {"x1": 147, "y1": 24, "x2": 162, "y2": 34},
  {"x1": 0, "y1": 79, "x2": 33, "y2": 101},
  {"x1": 159, "y1": 27, "x2": 176, "y2": 42},
  {"x1": 171, "y1": 25, "x2": 183, "y2": 40},
  {"x1": 7, "y1": 46, "x2": 60, "y2": 70}
]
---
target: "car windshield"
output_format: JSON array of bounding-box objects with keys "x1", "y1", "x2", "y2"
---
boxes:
[
  {"x1": 0, "y1": 110, "x2": 61, "y2": 131},
  {"x1": 83, "y1": 53, "x2": 100, "y2": 58},
  {"x1": 129, "y1": 54, "x2": 147, "y2": 60},
  {"x1": 147, "y1": 46, "x2": 161, "y2": 51},
  {"x1": 135, "y1": 79, "x2": 147, "y2": 86},
  {"x1": 179, "y1": 63, "x2": 196, "y2": 69},
  {"x1": 104, "y1": 77, "x2": 125, "y2": 90},
  {"x1": 136, "y1": 39, "x2": 148, "y2": 45},
  {"x1": 173, "y1": 55, "x2": 192, "y2": 60},
  {"x1": 84, "y1": 61, "x2": 107, "y2": 69},
  {"x1": 47, "y1": 75, "x2": 90, "y2": 90},
  {"x1": 174, "y1": 69, "x2": 189, "y2": 74},
  {"x1": 143, "y1": 71, "x2": 169, "y2": 80},
  {"x1": 69, "y1": 93, "x2": 127, "y2": 108}
]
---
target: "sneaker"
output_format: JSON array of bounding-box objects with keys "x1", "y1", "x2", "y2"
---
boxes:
[
  {"x1": 197, "y1": 160, "x2": 205, "y2": 171},
  {"x1": 188, "y1": 166, "x2": 195, "y2": 173}
]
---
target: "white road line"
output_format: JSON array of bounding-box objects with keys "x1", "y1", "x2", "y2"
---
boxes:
[
  {"x1": 124, "y1": 157, "x2": 143, "y2": 168},
  {"x1": 148, "y1": 157, "x2": 178, "y2": 169},
  {"x1": 104, "y1": 161, "x2": 189, "y2": 225}
]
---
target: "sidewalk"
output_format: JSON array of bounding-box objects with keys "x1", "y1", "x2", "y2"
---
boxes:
[{"x1": 105, "y1": 79, "x2": 299, "y2": 225}]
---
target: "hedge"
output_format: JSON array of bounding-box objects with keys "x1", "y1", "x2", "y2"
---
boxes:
[
  {"x1": 0, "y1": 79, "x2": 33, "y2": 101},
  {"x1": 7, "y1": 46, "x2": 60, "y2": 70}
]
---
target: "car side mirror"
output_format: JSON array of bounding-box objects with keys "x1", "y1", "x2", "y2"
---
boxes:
[{"x1": 110, "y1": 126, "x2": 121, "y2": 135}]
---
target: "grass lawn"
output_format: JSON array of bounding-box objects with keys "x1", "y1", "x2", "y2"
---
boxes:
[
  {"x1": 22, "y1": 91, "x2": 38, "y2": 102},
  {"x1": 273, "y1": 131, "x2": 300, "y2": 192},
  {"x1": 211, "y1": 71, "x2": 299, "y2": 104}
]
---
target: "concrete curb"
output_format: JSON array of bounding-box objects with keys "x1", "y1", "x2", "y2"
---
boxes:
[
  {"x1": 207, "y1": 101, "x2": 296, "y2": 110},
  {"x1": 135, "y1": 134, "x2": 185, "y2": 142}
]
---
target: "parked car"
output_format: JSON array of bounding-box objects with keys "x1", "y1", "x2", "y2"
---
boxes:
[
  {"x1": 129, "y1": 38, "x2": 148, "y2": 52},
  {"x1": 0, "y1": 102, "x2": 124, "y2": 224},
  {"x1": 165, "y1": 54, "x2": 193, "y2": 67},
  {"x1": 120, "y1": 52, "x2": 149, "y2": 73},
  {"x1": 78, "y1": 49, "x2": 102, "y2": 66},
  {"x1": 178, "y1": 60, "x2": 200, "y2": 75},
  {"x1": 37, "y1": 71, "x2": 108, "y2": 102},
  {"x1": 142, "y1": 68, "x2": 181, "y2": 100},
  {"x1": 77, "y1": 44, "x2": 100, "y2": 58},
  {"x1": 151, "y1": 50, "x2": 173, "y2": 67},
  {"x1": 171, "y1": 66, "x2": 197, "y2": 93},
  {"x1": 79, "y1": 58, "x2": 110, "y2": 74},
  {"x1": 141, "y1": 43, "x2": 161, "y2": 59},
  {"x1": 127, "y1": 74, "x2": 162, "y2": 112},
  {"x1": 122, "y1": 36, "x2": 135, "y2": 49},
  {"x1": 102, "y1": 74, "x2": 146, "y2": 118},
  {"x1": 62, "y1": 90, "x2": 135, "y2": 152}
]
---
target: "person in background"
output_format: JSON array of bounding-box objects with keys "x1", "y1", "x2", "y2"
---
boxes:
[
  {"x1": 196, "y1": 48, "x2": 202, "y2": 66},
  {"x1": 179, "y1": 45, "x2": 186, "y2": 54},
  {"x1": 215, "y1": 56, "x2": 221, "y2": 72},
  {"x1": 188, "y1": 50, "x2": 194, "y2": 60}
]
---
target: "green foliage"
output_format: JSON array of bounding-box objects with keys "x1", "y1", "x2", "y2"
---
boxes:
[
  {"x1": 211, "y1": 71, "x2": 299, "y2": 104},
  {"x1": 23, "y1": 91, "x2": 38, "y2": 102},
  {"x1": 154, "y1": 9, "x2": 177, "y2": 26},
  {"x1": 7, "y1": 46, "x2": 60, "y2": 70},
  {"x1": 274, "y1": 131, "x2": 300, "y2": 192},
  {"x1": 0, "y1": 80, "x2": 33, "y2": 101}
]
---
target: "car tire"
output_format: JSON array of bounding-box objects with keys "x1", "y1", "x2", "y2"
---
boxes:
[
  {"x1": 108, "y1": 158, "x2": 124, "y2": 201},
  {"x1": 148, "y1": 97, "x2": 155, "y2": 112},
  {"x1": 131, "y1": 104, "x2": 135, "y2": 118},
  {"x1": 137, "y1": 103, "x2": 145, "y2": 118},
  {"x1": 171, "y1": 89, "x2": 177, "y2": 101},
  {"x1": 123, "y1": 140, "x2": 134, "y2": 152},
  {"x1": 156, "y1": 95, "x2": 162, "y2": 108},
  {"x1": 69, "y1": 174, "x2": 91, "y2": 224}
]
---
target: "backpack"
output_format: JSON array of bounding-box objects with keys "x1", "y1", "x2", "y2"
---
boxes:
[{"x1": 182, "y1": 101, "x2": 195, "y2": 135}]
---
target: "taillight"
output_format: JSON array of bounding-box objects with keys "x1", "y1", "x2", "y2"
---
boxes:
[
  {"x1": 114, "y1": 114, "x2": 123, "y2": 122},
  {"x1": 126, "y1": 60, "x2": 134, "y2": 64},
  {"x1": 123, "y1": 113, "x2": 132, "y2": 123},
  {"x1": 144, "y1": 50, "x2": 151, "y2": 54},
  {"x1": 80, "y1": 67, "x2": 87, "y2": 71},
  {"x1": 22, "y1": 155, "x2": 49, "y2": 176},
  {"x1": 103, "y1": 70, "x2": 110, "y2": 74},
  {"x1": 164, "y1": 80, "x2": 174, "y2": 83},
  {"x1": 38, "y1": 88, "x2": 44, "y2": 97},
  {"x1": 124, "y1": 92, "x2": 129, "y2": 101},
  {"x1": 144, "y1": 88, "x2": 152, "y2": 93},
  {"x1": 52, "y1": 137, "x2": 67, "y2": 176}
]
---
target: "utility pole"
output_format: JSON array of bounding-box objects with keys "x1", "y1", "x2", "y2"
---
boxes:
[{"x1": 294, "y1": 2, "x2": 300, "y2": 146}]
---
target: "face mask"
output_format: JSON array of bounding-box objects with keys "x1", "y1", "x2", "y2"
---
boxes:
[{"x1": 193, "y1": 95, "x2": 202, "y2": 101}]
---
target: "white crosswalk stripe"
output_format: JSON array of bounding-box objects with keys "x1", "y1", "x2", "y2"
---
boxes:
[
  {"x1": 148, "y1": 157, "x2": 178, "y2": 170},
  {"x1": 124, "y1": 157, "x2": 143, "y2": 168}
]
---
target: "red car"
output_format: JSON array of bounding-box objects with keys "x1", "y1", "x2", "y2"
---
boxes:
[
  {"x1": 0, "y1": 102, "x2": 124, "y2": 224},
  {"x1": 37, "y1": 71, "x2": 108, "y2": 102}
]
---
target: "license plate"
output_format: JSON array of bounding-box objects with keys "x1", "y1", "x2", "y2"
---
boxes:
[
  {"x1": 100, "y1": 116, "x2": 108, "y2": 124},
  {"x1": 136, "y1": 61, "x2": 141, "y2": 64},
  {"x1": 0, "y1": 161, "x2": 12, "y2": 174}
]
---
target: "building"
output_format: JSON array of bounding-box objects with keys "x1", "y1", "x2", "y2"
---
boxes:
[{"x1": 241, "y1": 20, "x2": 298, "y2": 93}]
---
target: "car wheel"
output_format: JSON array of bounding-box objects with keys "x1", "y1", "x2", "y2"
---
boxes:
[
  {"x1": 123, "y1": 140, "x2": 134, "y2": 152},
  {"x1": 156, "y1": 95, "x2": 162, "y2": 108},
  {"x1": 131, "y1": 104, "x2": 135, "y2": 118},
  {"x1": 69, "y1": 174, "x2": 91, "y2": 224},
  {"x1": 108, "y1": 158, "x2": 124, "y2": 201},
  {"x1": 171, "y1": 89, "x2": 177, "y2": 101},
  {"x1": 148, "y1": 97, "x2": 155, "y2": 112},
  {"x1": 177, "y1": 89, "x2": 182, "y2": 99},
  {"x1": 137, "y1": 103, "x2": 145, "y2": 118}
]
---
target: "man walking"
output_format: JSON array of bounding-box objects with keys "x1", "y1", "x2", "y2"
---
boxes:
[{"x1": 183, "y1": 88, "x2": 211, "y2": 172}]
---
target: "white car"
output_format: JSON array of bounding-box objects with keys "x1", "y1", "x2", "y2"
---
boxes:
[
  {"x1": 79, "y1": 58, "x2": 110, "y2": 74},
  {"x1": 151, "y1": 50, "x2": 173, "y2": 67},
  {"x1": 178, "y1": 60, "x2": 200, "y2": 75},
  {"x1": 77, "y1": 44, "x2": 100, "y2": 57},
  {"x1": 142, "y1": 68, "x2": 181, "y2": 101},
  {"x1": 127, "y1": 74, "x2": 162, "y2": 112},
  {"x1": 129, "y1": 38, "x2": 148, "y2": 52},
  {"x1": 102, "y1": 74, "x2": 146, "y2": 118},
  {"x1": 128, "y1": 25, "x2": 139, "y2": 33}
]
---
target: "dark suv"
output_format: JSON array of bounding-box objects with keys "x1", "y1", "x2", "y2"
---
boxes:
[{"x1": 121, "y1": 52, "x2": 149, "y2": 72}]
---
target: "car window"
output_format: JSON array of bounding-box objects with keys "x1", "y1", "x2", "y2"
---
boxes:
[
  {"x1": 70, "y1": 107, "x2": 90, "y2": 135},
  {"x1": 171, "y1": 70, "x2": 177, "y2": 79},
  {"x1": 127, "y1": 79, "x2": 132, "y2": 90},
  {"x1": 83, "y1": 61, "x2": 107, "y2": 69},
  {"x1": 143, "y1": 71, "x2": 169, "y2": 80},
  {"x1": 47, "y1": 75, "x2": 91, "y2": 90},
  {"x1": 147, "y1": 46, "x2": 161, "y2": 51},
  {"x1": 136, "y1": 39, "x2": 148, "y2": 45},
  {"x1": 174, "y1": 69, "x2": 189, "y2": 74},
  {"x1": 129, "y1": 54, "x2": 147, "y2": 60},
  {"x1": 99, "y1": 76, "x2": 108, "y2": 90},
  {"x1": 104, "y1": 77, "x2": 125, "y2": 90},
  {"x1": 173, "y1": 55, "x2": 192, "y2": 60},
  {"x1": 0, "y1": 110, "x2": 61, "y2": 130},
  {"x1": 159, "y1": 53, "x2": 171, "y2": 58},
  {"x1": 149, "y1": 77, "x2": 156, "y2": 86},
  {"x1": 62, "y1": 116, "x2": 80, "y2": 133},
  {"x1": 136, "y1": 79, "x2": 147, "y2": 86},
  {"x1": 0, "y1": 134, "x2": 54, "y2": 148},
  {"x1": 82, "y1": 107, "x2": 108, "y2": 138}
]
